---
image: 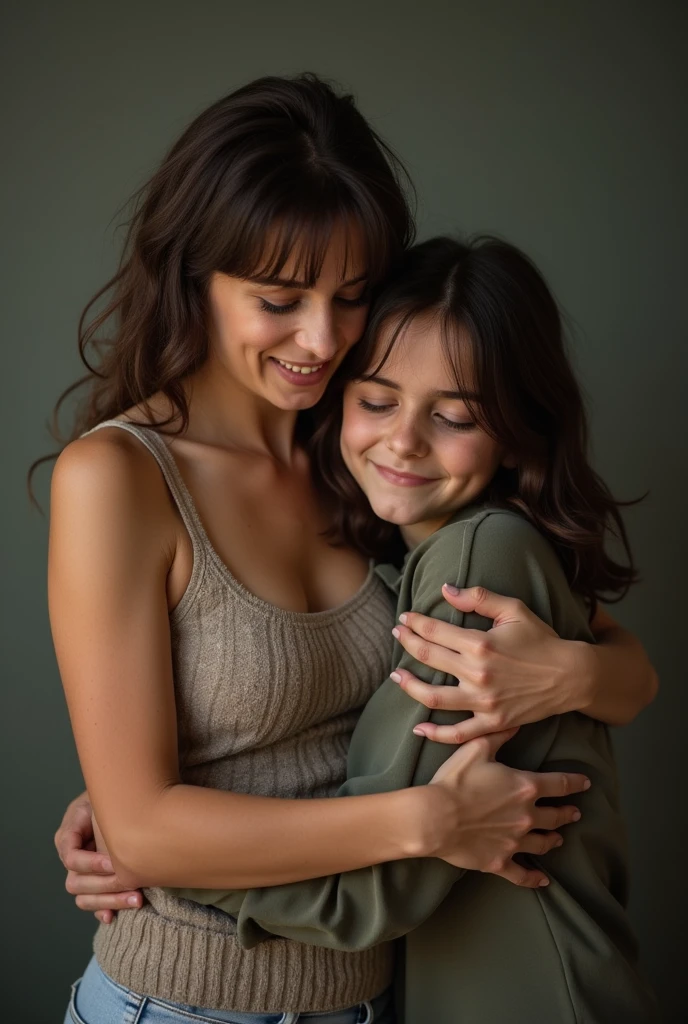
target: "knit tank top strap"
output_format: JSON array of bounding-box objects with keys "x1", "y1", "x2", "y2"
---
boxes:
[{"x1": 85, "y1": 420, "x2": 208, "y2": 570}]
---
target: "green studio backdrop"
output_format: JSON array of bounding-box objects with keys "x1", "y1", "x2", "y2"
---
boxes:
[{"x1": 2, "y1": 1, "x2": 685, "y2": 1020}]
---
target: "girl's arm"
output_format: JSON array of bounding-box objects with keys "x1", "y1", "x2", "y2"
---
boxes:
[
  {"x1": 168, "y1": 510, "x2": 605, "y2": 953},
  {"x1": 390, "y1": 589, "x2": 657, "y2": 746},
  {"x1": 51, "y1": 436, "x2": 585, "y2": 893}
]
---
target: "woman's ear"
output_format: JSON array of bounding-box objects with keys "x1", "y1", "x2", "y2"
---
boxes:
[{"x1": 501, "y1": 452, "x2": 518, "y2": 469}]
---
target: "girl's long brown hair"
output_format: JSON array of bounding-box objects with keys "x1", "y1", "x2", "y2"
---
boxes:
[
  {"x1": 30, "y1": 72, "x2": 414, "y2": 493},
  {"x1": 310, "y1": 236, "x2": 640, "y2": 608}
]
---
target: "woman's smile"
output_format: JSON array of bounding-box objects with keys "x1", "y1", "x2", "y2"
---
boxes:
[{"x1": 270, "y1": 356, "x2": 331, "y2": 387}]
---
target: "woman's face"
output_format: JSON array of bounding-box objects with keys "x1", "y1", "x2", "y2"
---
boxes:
[
  {"x1": 205, "y1": 221, "x2": 370, "y2": 412},
  {"x1": 340, "y1": 313, "x2": 510, "y2": 545}
]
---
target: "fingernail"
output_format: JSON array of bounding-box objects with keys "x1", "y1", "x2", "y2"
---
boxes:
[
  {"x1": 390, "y1": 672, "x2": 402, "y2": 683},
  {"x1": 102, "y1": 859, "x2": 114, "y2": 873},
  {"x1": 398, "y1": 613, "x2": 408, "y2": 625},
  {"x1": 538, "y1": 878, "x2": 550, "y2": 887},
  {"x1": 412, "y1": 727, "x2": 425, "y2": 737},
  {"x1": 392, "y1": 627, "x2": 401, "y2": 639},
  {"x1": 583, "y1": 779, "x2": 592, "y2": 790},
  {"x1": 443, "y1": 583, "x2": 460, "y2": 595},
  {"x1": 572, "y1": 810, "x2": 581, "y2": 821},
  {"x1": 127, "y1": 895, "x2": 140, "y2": 906},
  {"x1": 555, "y1": 837, "x2": 564, "y2": 847}
]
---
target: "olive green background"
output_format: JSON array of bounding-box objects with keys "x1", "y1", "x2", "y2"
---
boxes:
[{"x1": 2, "y1": 1, "x2": 685, "y2": 1020}]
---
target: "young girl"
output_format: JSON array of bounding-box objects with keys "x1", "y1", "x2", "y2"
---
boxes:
[
  {"x1": 165, "y1": 236, "x2": 660, "y2": 1022},
  {"x1": 49, "y1": 76, "x2": 656, "y2": 1024}
]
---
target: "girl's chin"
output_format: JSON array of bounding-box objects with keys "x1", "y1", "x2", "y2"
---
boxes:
[{"x1": 367, "y1": 499, "x2": 426, "y2": 527}]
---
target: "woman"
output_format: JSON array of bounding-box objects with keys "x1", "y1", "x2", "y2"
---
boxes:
[{"x1": 48, "y1": 75, "x2": 655, "y2": 1024}]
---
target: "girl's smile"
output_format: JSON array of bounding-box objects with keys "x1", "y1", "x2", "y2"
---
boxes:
[
  {"x1": 340, "y1": 312, "x2": 512, "y2": 546},
  {"x1": 371, "y1": 462, "x2": 440, "y2": 487}
]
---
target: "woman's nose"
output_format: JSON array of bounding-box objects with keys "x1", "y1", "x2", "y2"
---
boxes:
[{"x1": 295, "y1": 308, "x2": 339, "y2": 362}]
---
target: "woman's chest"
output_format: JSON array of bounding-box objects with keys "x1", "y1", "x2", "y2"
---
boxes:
[
  {"x1": 168, "y1": 442, "x2": 370, "y2": 614},
  {"x1": 170, "y1": 573, "x2": 396, "y2": 762}
]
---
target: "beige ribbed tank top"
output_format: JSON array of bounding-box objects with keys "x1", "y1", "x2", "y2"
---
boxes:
[{"x1": 85, "y1": 420, "x2": 396, "y2": 1012}]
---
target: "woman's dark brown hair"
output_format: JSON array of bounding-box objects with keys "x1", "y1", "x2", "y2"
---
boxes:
[
  {"x1": 311, "y1": 236, "x2": 640, "y2": 607},
  {"x1": 30, "y1": 72, "x2": 414, "y2": 489}
]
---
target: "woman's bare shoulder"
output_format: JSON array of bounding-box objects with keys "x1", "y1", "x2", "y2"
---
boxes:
[{"x1": 51, "y1": 426, "x2": 176, "y2": 548}]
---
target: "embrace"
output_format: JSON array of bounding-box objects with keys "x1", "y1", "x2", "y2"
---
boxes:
[{"x1": 46, "y1": 73, "x2": 660, "y2": 1024}]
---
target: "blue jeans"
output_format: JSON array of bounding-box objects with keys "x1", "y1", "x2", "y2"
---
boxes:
[{"x1": 65, "y1": 957, "x2": 396, "y2": 1024}]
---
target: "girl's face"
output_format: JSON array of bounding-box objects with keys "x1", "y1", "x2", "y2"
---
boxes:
[
  {"x1": 205, "y1": 221, "x2": 370, "y2": 412},
  {"x1": 341, "y1": 313, "x2": 512, "y2": 546}
]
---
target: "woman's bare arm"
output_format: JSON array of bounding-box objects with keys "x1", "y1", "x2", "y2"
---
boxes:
[
  {"x1": 579, "y1": 605, "x2": 658, "y2": 725},
  {"x1": 51, "y1": 437, "x2": 588, "y2": 893},
  {"x1": 49, "y1": 434, "x2": 422, "y2": 891}
]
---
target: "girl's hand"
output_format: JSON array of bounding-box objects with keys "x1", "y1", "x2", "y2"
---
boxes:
[
  {"x1": 393, "y1": 585, "x2": 578, "y2": 744},
  {"x1": 54, "y1": 792, "x2": 143, "y2": 924},
  {"x1": 426, "y1": 728, "x2": 589, "y2": 887}
]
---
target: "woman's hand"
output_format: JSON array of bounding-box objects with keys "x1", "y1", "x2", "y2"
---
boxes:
[
  {"x1": 425, "y1": 728, "x2": 589, "y2": 888},
  {"x1": 392, "y1": 583, "x2": 657, "y2": 742},
  {"x1": 54, "y1": 791, "x2": 143, "y2": 924},
  {"x1": 392, "y1": 585, "x2": 570, "y2": 744}
]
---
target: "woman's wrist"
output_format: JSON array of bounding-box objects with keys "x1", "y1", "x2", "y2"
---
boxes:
[
  {"x1": 386, "y1": 786, "x2": 439, "y2": 859},
  {"x1": 561, "y1": 638, "x2": 597, "y2": 715},
  {"x1": 396, "y1": 784, "x2": 452, "y2": 859}
]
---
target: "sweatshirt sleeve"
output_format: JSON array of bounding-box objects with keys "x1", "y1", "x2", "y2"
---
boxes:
[
  {"x1": 164, "y1": 515, "x2": 477, "y2": 950},
  {"x1": 165, "y1": 510, "x2": 619, "y2": 959}
]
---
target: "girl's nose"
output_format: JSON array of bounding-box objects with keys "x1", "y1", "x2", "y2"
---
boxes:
[{"x1": 386, "y1": 420, "x2": 429, "y2": 460}]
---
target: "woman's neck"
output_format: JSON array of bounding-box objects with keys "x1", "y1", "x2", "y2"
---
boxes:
[{"x1": 185, "y1": 359, "x2": 301, "y2": 465}]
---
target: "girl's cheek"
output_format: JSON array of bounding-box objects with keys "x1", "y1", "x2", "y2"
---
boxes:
[
  {"x1": 341, "y1": 406, "x2": 379, "y2": 462},
  {"x1": 441, "y1": 435, "x2": 494, "y2": 479},
  {"x1": 341, "y1": 416, "x2": 369, "y2": 457}
]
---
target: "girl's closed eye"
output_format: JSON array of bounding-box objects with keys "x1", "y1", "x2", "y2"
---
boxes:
[
  {"x1": 356, "y1": 398, "x2": 476, "y2": 432},
  {"x1": 435, "y1": 413, "x2": 476, "y2": 432},
  {"x1": 357, "y1": 397, "x2": 393, "y2": 413}
]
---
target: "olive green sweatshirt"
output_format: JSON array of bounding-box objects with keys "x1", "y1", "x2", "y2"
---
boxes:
[{"x1": 168, "y1": 505, "x2": 659, "y2": 1023}]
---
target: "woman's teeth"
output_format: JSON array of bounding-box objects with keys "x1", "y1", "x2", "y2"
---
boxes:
[{"x1": 275, "y1": 359, "x2": 324, "y2": 375}]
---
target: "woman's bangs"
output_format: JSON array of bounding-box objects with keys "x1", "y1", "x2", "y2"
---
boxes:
[{"x1": 214, "y1": 186, "x2": 393, "y2": 288}]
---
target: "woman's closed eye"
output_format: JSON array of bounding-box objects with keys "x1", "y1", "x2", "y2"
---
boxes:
[
  {"x1": 259, "y1": 298, "x2": 300, "y2": 315},
  {"x1": 259, "y1": 292, "x2": 370, "y2": 316}
]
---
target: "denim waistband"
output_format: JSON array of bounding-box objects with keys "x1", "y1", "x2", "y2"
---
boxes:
[{"x1": 66, "y1": 956, "x2": 395, "y2": 1024}]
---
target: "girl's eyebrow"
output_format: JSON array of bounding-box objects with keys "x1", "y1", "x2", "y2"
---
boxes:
[
  {"x1": 248, "y1": 272, "x2": 368, "y2": 289},
  {"x1": 364, "y1": 374, "x2": 479, "y2": 402},
  {"x1": 435, "y1": 388, "x2": 480, "y2": 401}
]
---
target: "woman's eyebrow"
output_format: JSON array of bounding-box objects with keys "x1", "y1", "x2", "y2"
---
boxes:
[{"x1": 248, "y1": 272, "x2": 368, "y2": 288}]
